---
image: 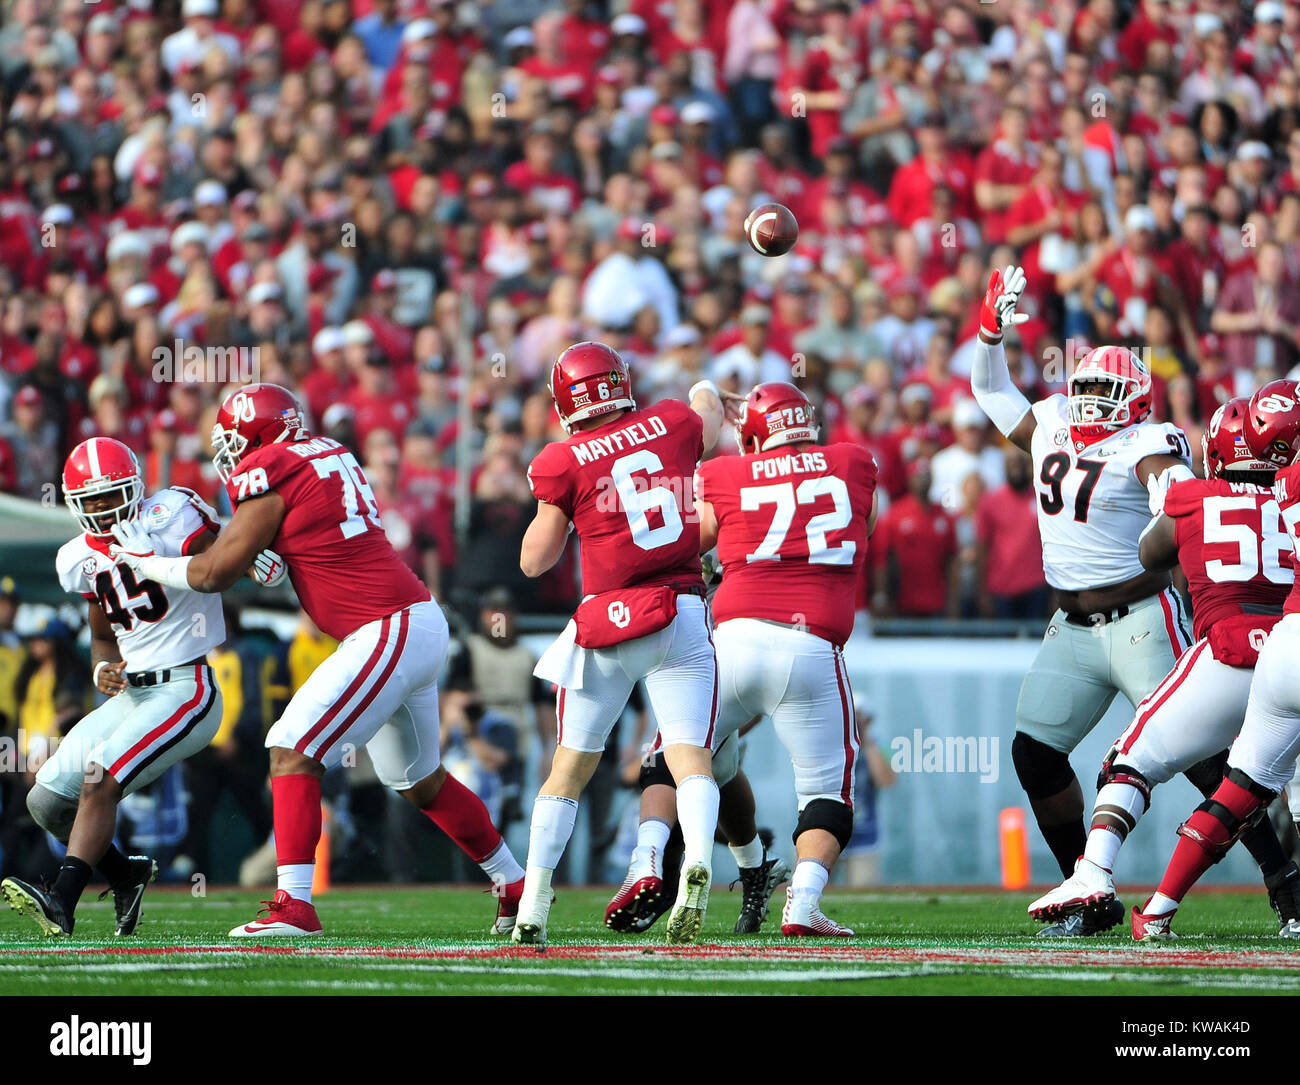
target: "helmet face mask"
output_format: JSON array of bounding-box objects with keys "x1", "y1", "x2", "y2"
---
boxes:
[
  {"x1": 63, "y1": 439, "x2": 144, "y2": 537},
  {"x1": 1067, "y1": 347, "x2": 1152, "y2": 440},
  {"x1": 210, "y1": 423, "x2": 247, "y2": 483}
]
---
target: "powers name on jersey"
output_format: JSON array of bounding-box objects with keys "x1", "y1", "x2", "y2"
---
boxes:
[
  {"x1": 56, "y1": 487, "x2": 226, "y2": 672},
  {"x1": 1030, "y1": 394, "x2": 1191, "y2": 591}
]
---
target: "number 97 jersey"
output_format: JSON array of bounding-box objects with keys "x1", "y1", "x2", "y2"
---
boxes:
[
  {"x1": 1029, "y1": 393, "x2": 1191, "y2": 591},
  {"x1": 225, "y1": 436, "x2": 431, "y2": 642}
]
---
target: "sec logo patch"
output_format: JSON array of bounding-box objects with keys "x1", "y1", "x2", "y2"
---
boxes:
[
  {"x1": 81, "y1": 557, "x2": 97, "y2": 580},
  {"x1": 1054, "y1": 428, "x2": 1068, "y2": 447}
]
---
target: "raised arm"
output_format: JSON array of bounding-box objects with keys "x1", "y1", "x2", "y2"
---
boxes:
[
  {"x1": 972, "y1": 266, "x2": 1037, "y2": 454},
  {"x1": 520, "y1": 500, "x2": 571, "y2": 578},
  {"x1": 688, "y1": 379, "x2": 726, "y2": 454}
]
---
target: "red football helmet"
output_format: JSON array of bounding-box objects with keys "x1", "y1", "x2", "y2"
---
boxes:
[
  {"x1": 548, "y1": 341, "x2": 635, "y2": 434},
  {"x1": 63, "y1": 437, "x2": 143, "y2": 537},
  {"x1": 1203, "y1": 398, "x2": 1274, "y2": 479},
  {"x1": 211, "y1": 383, "x2": 310, "y2": 481},
  {"x1": 1245, "y1": 379, "x2": 1300, "y2": 469},
  {"x1": 736, "y1": 382, "x2": 819, "y2": 454},
  {"x1": 1067, "y1": 345, "x2": 1152, "y2": 441}
]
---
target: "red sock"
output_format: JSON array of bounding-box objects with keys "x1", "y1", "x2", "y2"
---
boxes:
[
  {"x1": 422, "y1": 774, "x2": 501, "y2": 863},
  {"x1": 272, "y1": 773, "x2": 322, "y2": 865},
  {"x1": 1156, "y1": 776, "x2": 1264, "y2": 904}
]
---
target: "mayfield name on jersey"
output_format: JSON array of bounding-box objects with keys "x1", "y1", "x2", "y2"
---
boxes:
[
  {"x1": 1030, "y1": 394, "x2": 1191, "y2": 591},
  {"x1": 1163, "y1": 478, "x2": 1292, "y2": 642},
  {"x1": 527, "y1": 399, "x2": 705, "y2": 597},
  {"x1": 698, "y1": 443, "x2": 878, "y2": 647},
  {"x1": 225, "y1": 436, "x2": 431, "y2": 642},
  {"x1": 56, "y1": 488, "x2": 227, "y2": 672}
]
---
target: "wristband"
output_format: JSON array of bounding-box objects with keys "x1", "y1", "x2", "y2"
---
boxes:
[
  {"x1": 139, "y1": 554, "x2": 194, "y2": 591},
  {"x1": 93, "y1": 660, "x2": 109, "y2": 688},
  {"x1": 688, "y1": 379, "x2": 720, "y2": 403}
]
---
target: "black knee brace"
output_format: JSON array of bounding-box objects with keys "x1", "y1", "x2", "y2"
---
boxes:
[
  {"x1": 1012, "y1": 732, "x2": 1076, "y2": 800},
  {"x1": 638, "y1": 752, "x2": 675, "y2": 792},
  {"x1": 794, "y1": 799, "x2": 854, "y2": 851},
  {"x1": 1182, "y1": 749, "x2": 1230, "y2": 799}
]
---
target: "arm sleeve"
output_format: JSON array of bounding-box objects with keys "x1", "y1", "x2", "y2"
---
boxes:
[{"x1": 970, "y1": 336, "x2": 1033, "y2": 438}]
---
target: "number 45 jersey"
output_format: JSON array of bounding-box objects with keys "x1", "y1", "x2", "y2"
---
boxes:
[
  {"x1": 225, "y1": 436, "x2": 430, "y2": 641},
  {"x1": 698, "y1": 443, "x2": 877, "y2": 647},
  {"x1": 527, "y1": 399, "x2": 705, "y2": 595},
  {"x1": 1030, "y1": 393, "x2": 1191, "y2": 591},
  {"x1": 56, "y1": 487, "x2": 227, "y2": 671}
]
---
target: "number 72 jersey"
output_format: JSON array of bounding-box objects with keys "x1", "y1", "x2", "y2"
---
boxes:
[
  {"x1": 1029, "y1": 393, "x2": 1191, "y2": 591},
  {"x1": 226, "y1": 436, "x2": 431, "y2": 641},
  {"x1": 56, "y1": 487, "x2": 227, "y2": 672}
]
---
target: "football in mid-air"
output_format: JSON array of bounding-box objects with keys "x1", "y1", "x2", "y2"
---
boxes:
[{"x1": 744, "y1": 202, "x2": 799, "y2": 257}]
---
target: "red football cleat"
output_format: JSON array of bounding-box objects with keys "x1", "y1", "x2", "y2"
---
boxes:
[
  {"x1": 605, "y1": 873, "x2": 664, "y2": 932},
  {"x1": 492, "y1": 877, "x2": 525, "y2": 935},
  {"x1": 1131, "y1": 898, "x2": 1178, "y2": 942},
  {"x1": 781, "y1": 888, "x2": 855, "y2": 937},
  {"x1": 229, "y1": 889, "x2": 323, "y2": 937}
]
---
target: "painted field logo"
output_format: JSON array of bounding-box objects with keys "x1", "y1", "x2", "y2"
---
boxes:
[
  {"x1": 889, "y1": 729, "x2": 999, "y2": 783},
  {"x1": 50, "y1": 1016, "x2": 151, "y2": 1065},
  {"x1": 152, "y1": 341, "x2": 259, "y2": 385}
]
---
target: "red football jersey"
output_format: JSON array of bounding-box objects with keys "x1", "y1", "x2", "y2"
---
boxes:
[
  {"x1": 225, "y1": 436, "x2": 430, "y2": 641},
  {"x1": 1165, "y1": 478, "x2": 1292, "y2": 638},
  {"x1": 1270, "y1": 466, "x2": 1300, "y2": 617},
  {"x1": 698, "y1": 443, "x2": 878, "y2": 647},
  {"x1": 527, "y1": 400, "x2": 704, "y2": 597}
]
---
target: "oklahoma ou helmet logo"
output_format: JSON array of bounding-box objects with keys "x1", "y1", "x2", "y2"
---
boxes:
[
  {"x1": 231, "y1": 391, "x2": 258, "y2": 423},
  {"x1": 1256, "y1": 393, "x2": 1297, "y2": 414},
  {"x1": 607, "y1": 600, "x2": 631, "y2": 628}
]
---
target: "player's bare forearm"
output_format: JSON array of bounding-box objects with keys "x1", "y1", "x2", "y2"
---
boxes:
[
  {"x1": 520, "y1": 500, "x2": 570, "y2": 578},
  {"x1": 87, "y1": 604, "x2": 121, "y2": 666},
  {"x1": 689, "y1": 383, "x2": 726, "y2": 453},
  {"x1": 188, "y1": 492, "x2": 285, "y2": 592},
  {"x1": 1139, "y1": 513, "x2": 1178, "y2": 571},
  {"x1": 695, "y1": 497, "x2": 719, "y2": 552}
]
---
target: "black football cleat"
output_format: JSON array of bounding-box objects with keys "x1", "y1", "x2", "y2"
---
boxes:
[
  {"x1": 99, "y1": 856, "x2": 157, "y2": 937},
  {"x1": 1036, "y1": 897, "x2": 1125, "y2": 938},
  {"x1": 2, "y1": 877, "x2": 74, "y2": 937},
  {"x1": 1265, "y1": 861, "x2": 1300, "y2": 937},
  {"x1": 733, "y1": 850, "x2": 792, "y2": 933}
]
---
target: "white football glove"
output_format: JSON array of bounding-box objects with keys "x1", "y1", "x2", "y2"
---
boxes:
[
  {"x1": 979, "y1": 264, "x2": 1030, "y2": 338},
  {"x1": 109, "y1": 518, "x2": 159, "y2": 572},
  {"x1": 251, "y1": 548, "x2": 288, "y2": 587},
  {"x1": 1146, "y1": 464, "x2": 1195, "y2": 516}
]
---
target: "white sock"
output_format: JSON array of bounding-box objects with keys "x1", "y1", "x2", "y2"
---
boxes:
[
  {"x1": 479, "y1": 839, "x2": 525, "y2": 888},
  {"x1": 1146, "y1": 892, "x2": 1179, "y2": 917},
  {"x1": 632, "y1": 818, "x2": 672, "y2": 877},
  {"x1": 790, "y1": 858, "x2": 830, "y2": 902},
  {"x1": 676, "y1": 775, "x2": 719, "y2": 869},
  {"x1": 527, "y1": 794, "x2": 578, "y2": 871},
  {"x1": 728, "y1": 834, "x2": 764, "y2": 870},
  {"x1": 1082, "y1": 828, "x2": 1124, "y2": 873},
  {"x1": 277, "y1": 864, "x2": 313, "y2": 904}
]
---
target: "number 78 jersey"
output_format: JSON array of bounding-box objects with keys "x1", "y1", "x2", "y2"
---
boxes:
[
  {"x1": 226, "y1": 436, "x2": 430, "y2": 641},
  {"x1": 1029, "y1": 394, "x2": 1191, "y2": 591}
]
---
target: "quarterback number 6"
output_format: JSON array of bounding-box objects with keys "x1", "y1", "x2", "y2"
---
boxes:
[{"x1": 611, "y1": 450, "x2": 684, "y2": 551}]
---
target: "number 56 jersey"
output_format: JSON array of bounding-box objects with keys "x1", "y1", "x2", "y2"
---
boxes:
[
  {"x1": 1030, "y1": 393, "x2": 1190, "y2": 591},
  {"x1": 698, "y1": 443, "x2": 877, "y2": 647},
  {"x1": 225, "y1": 436, "x2": 430, "y2": 641},
  {"x1": 56, "y1": 487, "x2": 227, "y2": 672}
]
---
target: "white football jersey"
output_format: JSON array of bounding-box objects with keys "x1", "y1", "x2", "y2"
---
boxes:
[
  {"x1": 56, "y1": 488, "x2": 227, "y2": 672},
  {"x1": 1029, "y1": 394, "x2": 1191, "y2": 591}
]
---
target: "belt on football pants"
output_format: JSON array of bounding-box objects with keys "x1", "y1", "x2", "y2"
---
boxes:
[
  {"x1": 126, "y1": 658, "x2": 207, "y2": 688},
  {"x1": 1063, "y1": 605, "x2": 1130, "y2": 628}
]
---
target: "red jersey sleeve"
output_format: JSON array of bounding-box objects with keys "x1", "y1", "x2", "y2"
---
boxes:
[{"x1": 527, "y1": 442, "x2": 576, "y2": 519}]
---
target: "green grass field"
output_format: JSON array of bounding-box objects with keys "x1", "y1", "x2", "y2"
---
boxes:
[{"x1": 0, "y1": 884, "x2": 1297, "y2": 995}]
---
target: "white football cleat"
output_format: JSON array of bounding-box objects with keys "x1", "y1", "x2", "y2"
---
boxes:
[
  {"x1": 1028, "y1": 857, "x2": 1115, "y2": 923},
  {"x1": 664, "y1": 862, "x2": 710, "y2": 944},
  {"x1": 781, "y1": 888, "x2": 855, "y2": 937},
  {"x1": 511, "y1": 886, "x2": 553, "y2": 948}
]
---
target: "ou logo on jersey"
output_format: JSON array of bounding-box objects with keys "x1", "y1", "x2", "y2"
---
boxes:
[
  {"x1": 1257, "y1": 394, "x2": 1296, "y2": 414},
  {"x1": 608, "y1": 600, "x2": 631, "y2": 628}
]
